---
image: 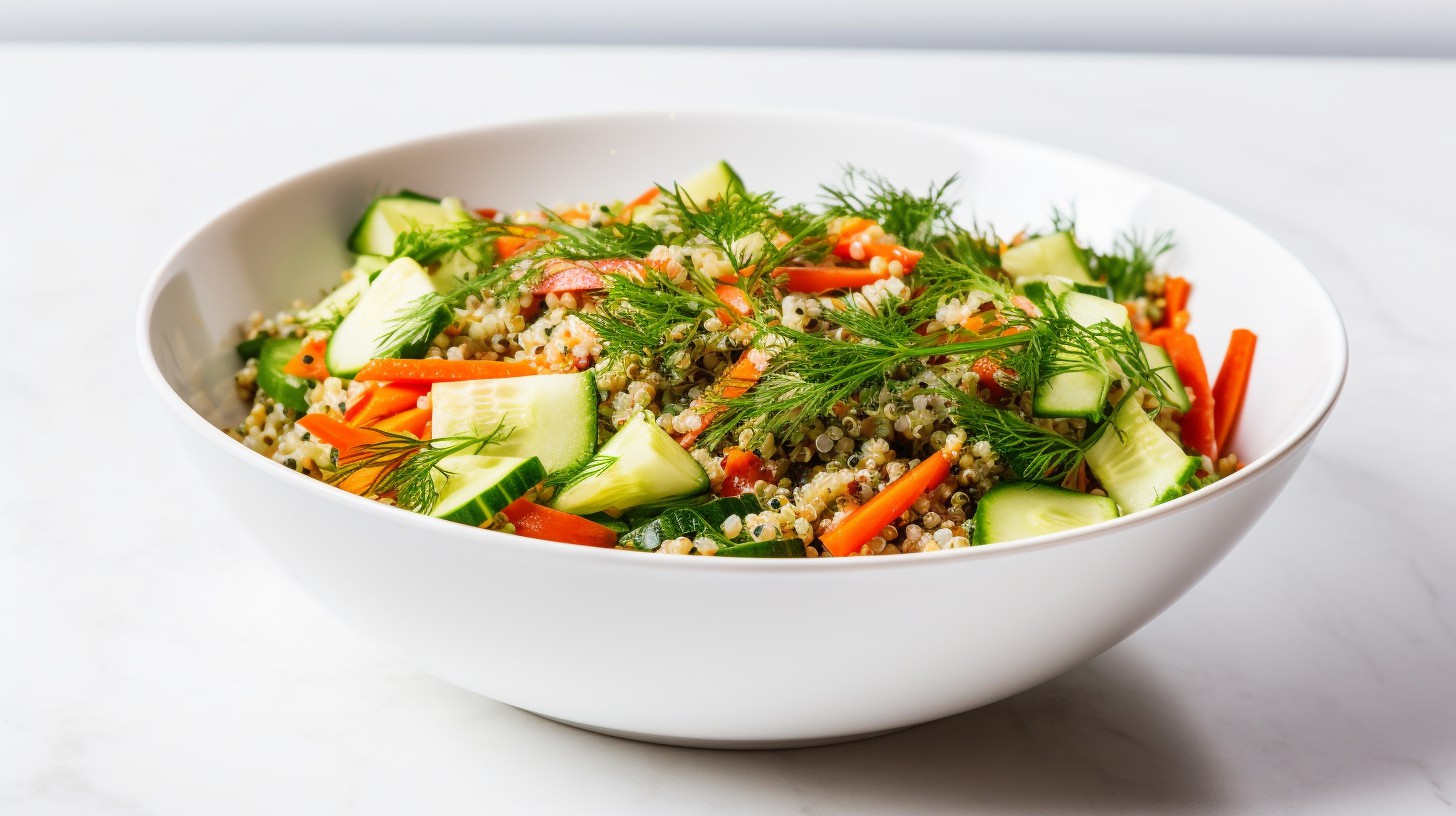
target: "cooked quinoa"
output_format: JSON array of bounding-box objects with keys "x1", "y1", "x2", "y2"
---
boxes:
[{"x1": 229, "y1": 163, "x2": 1247, "y2": 557}]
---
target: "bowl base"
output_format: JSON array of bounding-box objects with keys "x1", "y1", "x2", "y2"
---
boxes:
[{"x1": 533, "y1": 712, "x2": 912, "y2": 750}]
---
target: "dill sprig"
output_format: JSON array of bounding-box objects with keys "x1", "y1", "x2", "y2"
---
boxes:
[
  {"x1": 542, "y1": 454, "x2": 618, "y2": 491},
  {"x1": 536, "y1": 209, "x2": 665, "y2": 262},
  {"x1": 939, "y1": 385, "x2": 1086, "y2": 482},
  {"x1": 662, "y1": 184, "x2": 780, "y2": 270},
  {"x1": 820, "y1": 167, "x2": 957, "y2": 250},
  {"x1": 326, "y1": 424, "x2": 514, "y2": 513},
  {"x1": 1091, "y1": 229, "x2": 1175, "y2": 302},
  {"x1": 700, "y1": 303, "x2": 1047, "y2": 447},
  {"x1": 901, "y1": 254, "x2": 1012, "y2": 325},
  {"x1": 391, "y1": 220, "x2": 508, "y2": 267},
  {"x1": 938, "y1": 221, "x2": 1004, "y2": 269},
  {"x1": 575, "y1": 272, "x2": 714, "y2": 367}
]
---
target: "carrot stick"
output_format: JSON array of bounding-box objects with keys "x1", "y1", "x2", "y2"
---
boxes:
[
  {"x1": 353, "y1": 358, "x2": 541, "y2": 383},
  {"x1": 283, "y1": 336, "x2": 329, "y2": 380},
  {"x1": 781, "y1": 266, "x2": 892, "y2": 293},
  {"x1": 501, "y1": 498, "x2": 618, "y2": 548},
  {"x1": 678, "y1": 351, "x2": 767, "y2": 448},
  {"x1": 819, "y1": 447, "x2": 956, "y2": 557},
  {"x1": 1162, "y1": 331, "x2": 1218, "y2": 460},
  {"x1": 345, "y1": 383, "x2": 429, "y2": 427},
  {"x1": 1212, "y1": 329, "x2": 1258, "y2": 451},
  {"x1": 622, "y1": 187, "x2": 659, "y2": 213},
  {"x1": 715, "y1": 283, "x2": 754, "y2": 323},
  {"x1": 1162, "y1": 277, "x2": 1191, "y2": 328},
  {"x1": 296, "y1": 413, "x2": 386, "y2": 462},
  {"x1": 495, "y1": 235, "x2": 531, "y2": 259},
  {"x1": 372, "y1": 406, "x2": 432, "y2": 437}
]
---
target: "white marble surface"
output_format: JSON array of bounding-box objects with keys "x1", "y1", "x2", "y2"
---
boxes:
[{"x1": 2, "y1": 45, "x2": 1453, "y2": 814}]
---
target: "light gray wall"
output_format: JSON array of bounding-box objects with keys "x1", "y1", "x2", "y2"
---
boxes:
[{"x1": 5, "y1": 0, "x2": 1455, "y2": 56}]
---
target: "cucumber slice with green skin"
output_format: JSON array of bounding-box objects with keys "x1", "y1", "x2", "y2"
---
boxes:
[
  {"x1": 1032, "y1": 368, "x2": 1111, "y2": 421},
  {"x1": 622, "y1": 495, "x2": 761, "y2": 551},
  {"x1": 429, "y1": 455, "x2": 546, "y2": 527},
  {"x1": 1085, "y1": 398, "x2": 1200, "y2": 514},
  {"x1": 1017, "y1": 275, "x2": 1110, "y2": 306},
  {"x1": 1142, "y1": 341, "x2": 1192, "y2": 413},
  {"x1": 971, "y1": 482, "x2": 1120, "y2": 545},
  {"x1": 325, "y1": 257, "x2": 444, "y2": 378},
  {"x1": 347, "y1": 192, "x2": 456, "y2": 256},
  {"x1": 549, "y1": 412, "x2": 709, "y2": 516},
  {"x1": 430, "y1": 371, "x2": 598, "y2": 475},
  {"x1": 1001, "y1": 232, "x2": 1094, "y2": 284},
  {"x1": 716, "y1": 539, "x2": 806, "y2": 558},
  {"x1": 676, "y1": 160, "x2": 745, "y2": 208},
  {"x1": 256, "y1": 337, "x2": 311, "y2": 413},
  {"x1": 236, "y1": 334, "x2": 267, "y2": 362}
]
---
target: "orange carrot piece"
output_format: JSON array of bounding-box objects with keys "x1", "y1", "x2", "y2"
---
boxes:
[
  {"x1": 1162, "y1": 277, "x2": 1191, "y2": 328},
  {"x1": 345, "y1": 383, "x2": 429, "y2": 427},
  {"x1": 353, "y1": 358, "x2": 540, "y2": 383},
  {"x1": 1162, "y1": 331, "x2": 1218, "y2": 460},
  {"x1": 719, "y1": 448, "x2": 770, "y2": 497},
  {"x1": 714, "y1": 283, "x2": 754, "y2": 323},
  {"x1": 819, "y1": 447, "x2": 956, "y2": 558},
  {"x1": 782, "y1": 266, "x2": 892, "y2": 292},
  {"x1": 623, "y1": 186, "x2": 660, "y2": 212},
  {"x1": 971, "y1": 356, "x2": 1011, "y2": 401},
  {"x1": 1212, "y1": 329, "x2": 1258, "y2": 451},
  {"x1": 372, "y1": 406, "x2": 431, "y2": 437},
  {"x1": 473, "y1": 207, "x2": 499, "y2": 219},
  {"x1": 296, "y1": 413, "x2": 385, "y2": 462},
  {"x1": 502, "y1": 499, "x2": 618, "y2": 548},
  {"x1": 495, "y1": 235, "x2": 530, "y2": 259},
  {"x1": 678, "y1": 352, "x2": 767, "y2": 448},
  {"x1": 283, "y1": 336, "x2": 329, "y2": 380}
]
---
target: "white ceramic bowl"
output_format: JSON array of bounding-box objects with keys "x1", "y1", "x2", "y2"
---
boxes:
[{"x1": 138, "y1": 110, "x2": 1346, "y2": 748}]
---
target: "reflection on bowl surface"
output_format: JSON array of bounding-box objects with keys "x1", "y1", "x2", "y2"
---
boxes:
[{"x1": 138, "y1": 110, "x2": 1345, "y2": 747}]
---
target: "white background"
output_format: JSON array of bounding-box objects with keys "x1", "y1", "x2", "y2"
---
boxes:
[{"x1": 3, "y1": 0, "x2": 1456, "y2": 56}]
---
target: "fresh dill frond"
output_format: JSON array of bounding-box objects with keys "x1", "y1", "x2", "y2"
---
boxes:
[
  {"x1": 391, "y1": 220, "x2": 506, "y2": 267},
  {"x1": 1091, "y1": 229, "x2": 1175, "y2": 302},
  {"x1": 939, "y1": 385, "x2": 1085, "y2": 482},
  {"x1": 820, "y1": 167, "x2": 958, "y2": 250},
  {"x1": 662, "y1": 184, "x2": 780, "y2": 271},
  {"x1": 575, "y1": 272, "x2": 713, "y2": 369},
  {"x1": 326, "y1": 423, "x2": 514, "y2": 513},
  {"x1": 542, "y1": 454, "x2": 618, "y2": 490},
  {"x1": 938, "y1": 222, "x2": 1005, "y2": 270},
  {"x1": 902, "y1": 254, "x2": 1011, "y2": 325},
  {"x1": 304, "y1": 305, "x2": 351, "y2": 334},
  {"x1": 537, "y1": 210, "x2": 665, "y2": 261}
]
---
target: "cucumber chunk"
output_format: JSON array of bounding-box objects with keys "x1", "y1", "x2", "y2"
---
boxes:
[
  {"x1": 1142, "y1": 341, "x2": 1192, "y2": 413},
  {"x1": 716, "y1": 539, "x2": 806, "y2": 558},
  {"x1": 429, "y1": 455, "x2": 546, "y2": 527},
  {"x1": 1032, "y1": 368, "x2": 1111, "y2": 421},
  {"x1": 325, "y1": 257, "x2": 442, "y2": 378},
  {"x1": 1060, "y1": 290, "x2": 1131, "y2": 330},
  {"x1": 971, "y1": 482, "x2": 1119, "y2": 545},
  {"x1": 1001, "y1": 232, "x2": 1094, "y2": 284},
  {"x1": 549, "y1": 412, "x2": 709, "y2": 516},
  {"x1": 677, "y1": 160, "x2": 745, "y2": 208},
  {"x1": 622, "y1": 495, "x2": 761, "y2": 552},
  {"x1": 256, "y1": 337, "x2": 311, "y2": 413},
  {"x1": 430, "y1": 371, "x2": 598, "y2": 475},
  {"x1": 299, "y1": 259, "x2": 380, "y2": 326},
  {"x1": 1085, "y1": 398, "x2": 1200, "y2": 514},
  {"x1": 347, "y1": 192, "x2": 456, "y2": 256}
]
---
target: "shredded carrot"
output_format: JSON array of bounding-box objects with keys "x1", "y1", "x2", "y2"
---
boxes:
[
  {"x1": 345, "y1": 383, "x2": 429, "y2": 427},
  {"x1": 781, "y1": 266, "x2": 892, "y2": 293},
  {"x1": 1162, "y1": 331, "x2": 1218, "y2": 460},
  {"x1": 1212, "y1": 329, "x2": 1258, "y2": 451},
  {"x1": 353, "y1": 358, "x2": 540, "y2": 383},
  {"x1": 501, "y1": 499, "x2": 618, "y2": 548},
  {"x1": 819, "y1": 447, "x2": 956, "y2": 557},
  {"x1": 283, "y1": 336, "x2": 329, "y2": 380}
]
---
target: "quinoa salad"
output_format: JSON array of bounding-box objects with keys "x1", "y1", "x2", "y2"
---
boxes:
[{"x1": 230, "y1": 162, "x2": 1258, "y2": 557}]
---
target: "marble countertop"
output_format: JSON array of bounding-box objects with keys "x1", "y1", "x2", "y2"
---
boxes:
[{"x1": 3, "y1": 45, "x2": 1453, "y2": 814}]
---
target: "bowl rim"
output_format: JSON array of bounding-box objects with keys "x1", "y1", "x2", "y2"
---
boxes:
[{"x1": 135, "y1": 107, "x2": 1349, "y2": 571}]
